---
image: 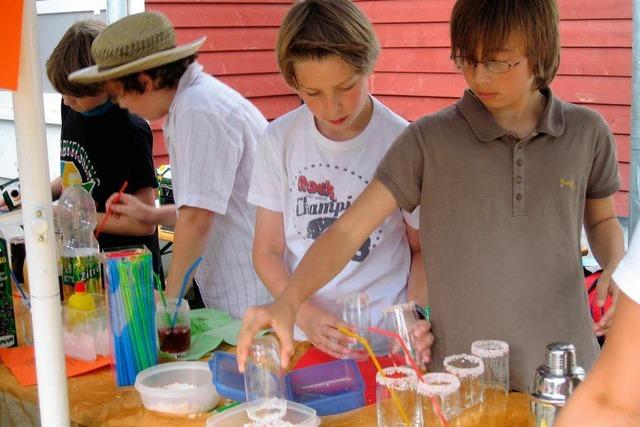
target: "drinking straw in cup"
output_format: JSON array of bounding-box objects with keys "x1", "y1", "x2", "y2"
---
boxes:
[
  {"x1": 369, "y1": 326, "x2": 448, "y2": 427},
  {"x1": 171, "y1": 256, "x2": 202, "y2": 329},
  {"x1": 339, "y1": 292, "x2": 371, "y2": 360},
  {"x1": 338, "y1": 326, "x2": 411, "y2": 425},
  {"x1": 382, "y1": 302, "x2": 421, "y2": 366},
  {"x1": 443, "y1": 354, "x2": 484, "y2": 410},
  {"x1": 417, "y1": 373, "x2": 462, "y2": 424},
  {"x1": 376, "y1": 366, "x2": 421, "y2": 427}
]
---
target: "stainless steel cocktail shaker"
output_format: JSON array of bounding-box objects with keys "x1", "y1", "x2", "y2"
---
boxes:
[{"x1": 530, "y1": 342, "x2": 586, "y2": 427}]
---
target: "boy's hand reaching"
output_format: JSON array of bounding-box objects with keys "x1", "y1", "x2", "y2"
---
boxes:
[
  {"x1": 593, "y1": 269, "x2": 619, "y2": 337},
  {"x1": 412, "y1": 320, "x2": 435, "y2": 366},
  {"x1": 106, "y1": 192, "x2": 152, "y2": 224},
  {"x1": 237, "y1": 299, "x2": 298, "y2": 373},
  {"x1": 296, "y1": 302, "x2": 354, "y2": 359}
]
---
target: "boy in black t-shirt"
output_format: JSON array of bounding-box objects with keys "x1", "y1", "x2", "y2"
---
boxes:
[{"x1": 44, "y1": 20, "x2": 163, "y2": 279}]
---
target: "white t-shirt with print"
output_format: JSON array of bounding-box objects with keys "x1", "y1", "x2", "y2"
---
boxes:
[
  {"x1": 613, "y1": 227, "x2": 640, "y2": 304},
  {"x1": 247, "y1": 96, "x2": 418, "y2": 340},
  {"x1": 164, "y1": 62, "x2": 272, "y2": 318}
]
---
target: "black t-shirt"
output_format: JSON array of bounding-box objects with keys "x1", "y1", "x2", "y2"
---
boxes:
[{"x1": 59, "y1": 101, "x2": 163, "y2": 279}]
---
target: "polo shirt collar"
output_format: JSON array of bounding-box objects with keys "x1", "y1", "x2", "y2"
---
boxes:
[
  {"x1": 169, "y1": 61, "x2": 202, "y2": 115},
  {"x1": 455, "y1": 87, "x2": 564, "y2": 142}
]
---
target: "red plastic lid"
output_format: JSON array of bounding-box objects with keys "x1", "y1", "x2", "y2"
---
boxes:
[{"x1": 74, "y1": 281, "x2": 87, "y2": 293}]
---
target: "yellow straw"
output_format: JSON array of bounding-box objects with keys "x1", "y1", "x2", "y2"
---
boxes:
[{"x1": 338, "y1": 326, "x2": 410, "y2": 424}]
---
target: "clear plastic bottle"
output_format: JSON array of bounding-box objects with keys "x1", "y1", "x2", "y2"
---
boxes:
[
  {"x1": 59, "y1": 186, "x2": 102, "y2": 300},
  {"x1": 0, "y1": 229, "x2": 17, "y2": 348}
]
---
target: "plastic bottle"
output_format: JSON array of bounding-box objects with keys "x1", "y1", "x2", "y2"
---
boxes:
[
  {"x1": 59, "y1": 186, "x2": 102, "y2": 300},
  {"x1": 0, "y1": 229, "x2": 17, "y2": 348}
]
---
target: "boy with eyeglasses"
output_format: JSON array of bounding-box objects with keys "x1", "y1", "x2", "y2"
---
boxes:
[{"x1": 238, "y1": 0, "x2": 625, "y2": 391}]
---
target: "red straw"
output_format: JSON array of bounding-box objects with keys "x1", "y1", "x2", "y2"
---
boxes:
[
  {"x1": 95, "y1": 181, "x2": 128, "y2": 239},
  {"x1": 369, "y1": 326, "x2": 449, "y2": 427}
]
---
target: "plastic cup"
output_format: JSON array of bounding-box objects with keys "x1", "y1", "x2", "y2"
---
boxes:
[
  {"x1": 376, "y1": 366, "x2": 421, "y2": 427},
  {"x1": 244, "y1": 336, "x2": 287, "y2": 423},
  {"x1": 471, "y1": 340, "x2": 509, "y2": 426},
  {"x1": 471, "y1": 340, "x2": 509, "y2": 393},
  {"x1": 417, "y1": 372, "x2": 461, "y2": 424},
  {"x1": 443, "y1": 354, "x2": 484, "y2": 410},
  {"x1": 339, "y1": 292, "x2": 371, "y2": 360},
  {"x1": 382, "y1": 302, "x2": 421, "y2": 366},
  {"x1": 156, "y1": 298, "x2": 191, "y2": 357}
]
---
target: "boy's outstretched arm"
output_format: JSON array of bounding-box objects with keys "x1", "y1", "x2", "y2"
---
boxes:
[
  {"x1": 252, "y1": 207, "x2": 353, "y2": 358},
  {"x1": 106, "y1": 192, "x2": 178, "y2": 226},
  {"x1": 584, "y1": 196, "x2": 625, "y2": 336},
  {"x1": 555, "y1": 293, "x2": 640, "y2": 426},
  {"x1": 237, "y1": 179, "x2": 400, "y2": 371},
  {"x1": 164, "y1": 205, "x2": 213, "y2": 299},
  {"x1": 97, "y1": 187, "x2": 158, "y2": 236}
]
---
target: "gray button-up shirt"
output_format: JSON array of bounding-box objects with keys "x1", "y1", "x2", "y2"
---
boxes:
[{"x1": 376, "y1": 88, "x2": 620, "y2": 391}]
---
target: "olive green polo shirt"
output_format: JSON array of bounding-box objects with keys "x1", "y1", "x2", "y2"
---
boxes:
[{"x1": 376, "y1": 88, "x2": 620, "y2": 391}]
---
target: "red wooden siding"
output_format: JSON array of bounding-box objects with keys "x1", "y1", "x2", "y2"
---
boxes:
[{"x1": 146, "y1": 0, "x2": 632, "y2": 215}]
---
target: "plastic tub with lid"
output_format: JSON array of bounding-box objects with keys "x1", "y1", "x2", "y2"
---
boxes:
[{"x1": 135, "y1": 361, "x2": 220, "y2": 415}]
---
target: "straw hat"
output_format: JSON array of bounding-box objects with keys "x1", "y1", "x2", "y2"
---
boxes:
[{"x1": 69, "y1": 12, "x2": 205, "y2": 84}]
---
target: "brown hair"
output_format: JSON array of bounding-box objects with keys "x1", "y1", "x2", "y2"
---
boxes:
[
  {"x1": 276, "y1": 0, "x2": 379, "y2": 88},
  {"x1": 46, "y1": 20, "x2": 106, "y2": 97},
  {"x1": 450, "y1": 0, "x2": 560, "y2": 90},
  {"x1": 113, "y1": 54, "x2": 197, "y2": 94}
]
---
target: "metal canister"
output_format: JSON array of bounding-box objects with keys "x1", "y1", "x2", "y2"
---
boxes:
[{"x1": 530, "y1": 342, "x2": 586, "y2": 427}]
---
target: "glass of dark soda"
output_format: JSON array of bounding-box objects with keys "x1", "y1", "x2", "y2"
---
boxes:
[{"x1": 156, "y1": 298, "x2": 191, "y2": 357}]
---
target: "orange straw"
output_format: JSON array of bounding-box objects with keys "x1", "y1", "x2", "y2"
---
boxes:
[
  {"x1": 95, "y1": 180, "x2": 128, "y2": 239},
  {"x1": 338, "y1": 326, "x2": 410, "y2": 424},
  {"x1": 369, "y1": 326, "x2": 449, "y2": 426}
]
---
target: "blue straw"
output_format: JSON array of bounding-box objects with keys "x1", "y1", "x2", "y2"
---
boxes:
[
  {"x1": 170, "y1": 256, "x2": 203, "y2": 329},
  {"x1": 9, "y1": 269, "x2": 30, "y2": 309}
]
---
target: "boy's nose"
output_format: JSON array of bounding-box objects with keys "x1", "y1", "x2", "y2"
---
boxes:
[
  {"x1": 326, "y1": 95, "x2": 342, "y2": 117},
  {"x1": 473, "y1": 63, "x2": 492, "y2": 84}
]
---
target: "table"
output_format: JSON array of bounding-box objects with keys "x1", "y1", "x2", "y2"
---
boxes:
[{"x1": 0, "y1": 341, "x2": 534, "y2": 426}]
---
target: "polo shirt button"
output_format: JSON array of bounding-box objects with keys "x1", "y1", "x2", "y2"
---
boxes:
[
  {"x1": 516, "y1": 193, "x2": 523, "y2": 201},
  {"x1": 517, "y1": 145, "x2": 523, "y2": 150},
  {"x1": 515, "y1": 176, "x2": 523, "y2": 184},
  {"x1": 516, "y1": 159, "x2": 523, "y2": 167}
]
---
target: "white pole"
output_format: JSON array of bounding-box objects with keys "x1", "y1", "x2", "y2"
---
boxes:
[{"x1": 12, "y1": 0, "x2": 70, "y2": 425}]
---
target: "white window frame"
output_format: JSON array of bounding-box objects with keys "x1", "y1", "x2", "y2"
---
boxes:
[{"x1": 35, "y1": 0, "x2": 106, "y2": 15}]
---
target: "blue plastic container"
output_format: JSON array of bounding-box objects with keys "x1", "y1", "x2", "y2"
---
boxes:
[
  {"x1": 286, "y1": 359, "x2": 365, "y2": 416},
  {"x1": 209, "y1": 352, "x2": 246, "y2": 402},
  {"x1": 209, "y1": 353, "x2": 365, "y2": 416}
]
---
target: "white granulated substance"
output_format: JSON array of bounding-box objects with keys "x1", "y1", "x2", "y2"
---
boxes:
[
  {"x1": 161, "y1": 382, "x2": 198, "y2": 390},
  {"x1": 243, "y1": 422, "x2": 294, "y2": 427}
]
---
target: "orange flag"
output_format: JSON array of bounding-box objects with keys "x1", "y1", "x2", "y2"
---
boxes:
[{"x1": 0, "y1": 0, "x2": 24, "y2": 91}]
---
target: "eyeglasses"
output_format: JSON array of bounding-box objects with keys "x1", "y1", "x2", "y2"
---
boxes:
[{"x1": 453, "y1": 56, "x2": 524, "y2": 74}]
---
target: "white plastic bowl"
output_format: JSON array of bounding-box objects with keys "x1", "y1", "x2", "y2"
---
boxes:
[{"x1": 135, "y1": 361, "x2": 220, "y2": 415}]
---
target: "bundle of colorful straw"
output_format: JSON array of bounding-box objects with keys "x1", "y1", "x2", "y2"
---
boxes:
[{"x1": 103, "y1": 247, "x2": 157, "y2": 386}]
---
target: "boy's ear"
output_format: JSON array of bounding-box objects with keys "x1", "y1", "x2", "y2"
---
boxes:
[{"x1": 138, "y1": 73, "x2": 154, "y2": 93}]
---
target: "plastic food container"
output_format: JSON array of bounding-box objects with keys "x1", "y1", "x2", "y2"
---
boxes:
[
  {"x1": 209, "y1": 352, "x2": 247, "y2": 402},
  {"x1": 206, "y1": 401, "x2": 320, "y2": 427},
  {"x1": 135, "y1": 361, "x2": 220, "y2": 415},
  {"x1": 286, "y1": 359, "x2": 365, "y2": 416}
]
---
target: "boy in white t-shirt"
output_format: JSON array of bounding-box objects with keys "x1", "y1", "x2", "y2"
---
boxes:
[{"x1": 246, "y1": 0, "x2": 431, "y2": 359}]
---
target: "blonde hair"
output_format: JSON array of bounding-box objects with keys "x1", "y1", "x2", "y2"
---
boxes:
[
  {"x1": 450, "y1": 0, "x2": 560, "y2": 90},
  {"x1": 276, "y1": 0, "x2": 379, "y2": 88}
]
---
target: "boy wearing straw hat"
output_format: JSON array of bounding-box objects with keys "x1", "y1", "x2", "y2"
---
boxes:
[
  {"x1": 70, "y1": 12, "x2": 271, "y2": 318},
  {"x1": 42, "y1": 20, "x2": 164, "y2": 283}
]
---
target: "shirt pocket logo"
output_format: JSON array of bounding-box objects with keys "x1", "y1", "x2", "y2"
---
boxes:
[{"x1": 560, "y1": 178, "x2": 577, "y2": 190}]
